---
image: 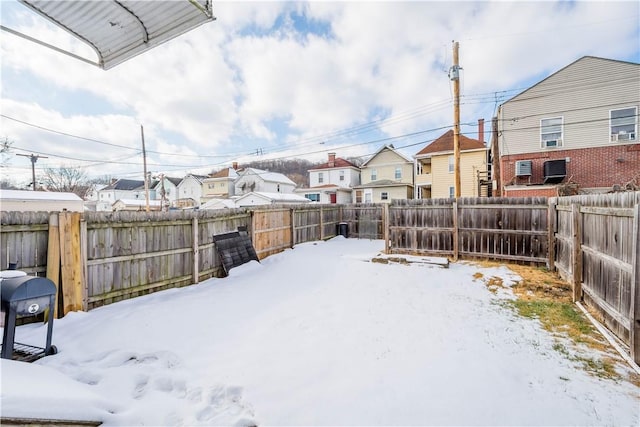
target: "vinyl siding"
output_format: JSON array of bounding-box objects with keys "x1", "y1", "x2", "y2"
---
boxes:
[
  {"x1": 499, "y1": 57, "x2": 640, "y2": 156},
  {"x1": 361, "y1": 158, "x2": 413, "y2": 185},
  {"x1": 431, "y1": 150, "x2": 487, "y2": 198}
]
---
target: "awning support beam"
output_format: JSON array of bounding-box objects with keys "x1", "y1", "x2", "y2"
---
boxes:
[{"x1": 0, "y1": 24, "x2": 100, "y2": 68}]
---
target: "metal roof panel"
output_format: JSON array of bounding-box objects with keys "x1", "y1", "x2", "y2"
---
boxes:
[{"x1": 19, "y1": 0, "x2": 214, "y2": 70}]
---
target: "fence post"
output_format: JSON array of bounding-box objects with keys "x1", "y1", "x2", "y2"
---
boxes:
[
  {"x1": 383, "y1": 203, "x2": 390, "y2": 254},
  {"x1": 571, "y1": 203, "x2": 582, "y2": 302},
  {"x1": 192, "y1": 217, "x2": 199, "y2": 284},
  {"x1": 290, "y1": 208, "x2": 295, "y2": 248},
  {"x1": 547, "y1": 199, "x2": 557, "y2": 271},
  {"x1": 319, "y1": 205, "x2": 324, "y2": 241},
  {"x1": 630, "y1": 204, "x2": 640, "y2": 364},
  {"x1": 453, "y1": 201, "x2": 459, "y2": 262},
  {"x1": 59, "y1": 212, "x2": 84, "y2": 315},
  {"x1": 46, "y1": 213, "x2": 61, "y2": 318},
  {"x1": 80, "y1": 219, "x2": 88, "y2": 311}
]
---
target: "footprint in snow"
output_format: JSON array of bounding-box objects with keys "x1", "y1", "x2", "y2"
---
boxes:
[{"x1": 195, "y1": 385, "x2": 257, "y2": 425}]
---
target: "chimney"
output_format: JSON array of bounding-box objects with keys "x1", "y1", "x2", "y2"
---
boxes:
[
  {"x1": 478, "y1": 118, "x2": 485, "y2": 143},
  {"x1": 232, "y1": 161, "x2": 238, "y2": 170},
  {"x1": 328, "y1": 153, "x2": 336, "y2": 168}
]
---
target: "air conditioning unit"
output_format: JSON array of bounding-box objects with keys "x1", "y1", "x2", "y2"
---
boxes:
[
  {"x1": 515, "y1": 160, "x2": 532, "y2": 176},
  {"x1": 543, "y1": 159, "x2": 566, "y2": 184},
  {"x1": 611, "y1": 132, "x2": 636, "y2": 142},
  {"x1": 542, "y1": 139, "x2": 562, "y2": 148}
]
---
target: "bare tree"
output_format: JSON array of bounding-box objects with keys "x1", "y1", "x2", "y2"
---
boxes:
[
  {"x1": 1, "y1": 137, "x2": 13, "y2": 167},
  {"x1": 42, "y1": 166, "x2": 90, "y2": 198}
]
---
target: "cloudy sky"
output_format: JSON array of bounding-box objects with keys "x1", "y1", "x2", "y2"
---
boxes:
[{"x1": 1, "y1": 0, "x2": 638, "y2": 186}]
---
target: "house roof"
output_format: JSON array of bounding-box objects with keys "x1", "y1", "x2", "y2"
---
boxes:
[
  {"x1": 114, "y1": 199, "x2": 161, "y2": 207},
  {"x1": 167, "y1": 177, "x2": 182, "y2": 186},
  {"x1": 209, "y1": 167, "x2": 238, "y2": 179},
  {"x1": 502, "y1": 56, "x2": 640, "y2": 105},
  {"x1": 361, "y1": 144, "x2": 413, "y2": 167},
  {"x1": 104, "y1": 179, "x2": 145, "y2": 191},
  {"x1": 200, "y1": 198, "x2": 237, "y2": 209},
  {"x1": 309, "y1": 158, "x2": 358, "y2": 171},
  {"x1": 236, "y1": 192, "x2": 311, "y2": 203},
  {"x1": 0, "y1": 189, "x2": 82, "y2": 201},
  {"x1": 415, "y1": 130, "x2": 486, "y2": 156},
  {"x1": 241, "y1": 168, "x2": 296, "y2": 186},
  {"x1": 18, "y1": 0, "x2": 215, "y2": 70}
]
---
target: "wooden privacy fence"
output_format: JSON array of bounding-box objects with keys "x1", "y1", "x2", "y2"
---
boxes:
[
  {"x1": 0, "y1": 204, "x2": 373, "y2": 313},
  {"x1": 551, "y1": 192, "x2": 640, "y2": 364},
  {"x1": 387, "y1": 197, "x2": 550, "y2": 264}
]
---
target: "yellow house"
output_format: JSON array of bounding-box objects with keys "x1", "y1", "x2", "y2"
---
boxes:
[
  {"x1": 414, "y1": 130, "x2": 489, "y2": 199},
  {"x1": 353, "y1": 145, "x2": 414, "y2": 203}
]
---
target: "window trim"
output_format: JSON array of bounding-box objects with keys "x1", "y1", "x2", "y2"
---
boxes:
[
  {"x1": 318, "y1": 172, "x2": 324, "y2": 184},
  {"x1": 609, "y1": 106, "x2": 637, "y2": 142},
  {"x1": 395, "y1": 167, "x2": 402, "y2": 180},
  {"x1": 381, "y1": 192, "x2": 389, "y2": 201},
  {"x1": 540, "y1": 116, "x2": 563, "y2": 148},
  {"x1": 448, "y1": 156, "x2": 454, "y2": 173},
  {"x1": 370, "y1": 169, "x2": 377, "y2": 181}
]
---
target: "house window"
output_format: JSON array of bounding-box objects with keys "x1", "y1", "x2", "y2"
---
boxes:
[
  {"x1": 610, "y1": 107, "x2": 637, "y2": 142},
  {"x1": 318, "y1": 172, "x2": 324, "y2": 184},
  {"x1": 277, "y1": 184, "x2": 281, "y2": 192},
  {"x1": 540, "y1": 117, "x2": 563, "y2": 148},
  {"x1": 395, "y1": 167, "x2": 401, "y2": 179},
  {"x1": 449, "y1": 186, "x2": 455, "y2": 198},
  {"x1": 364, "y1": 191, "x2": 372, "y2": 203},
  {"x1": 448, "y1": 156, "x2": 454, "y2": 173},
  {"x1": 305, "y1": 193, "x2": 320, "y2": 202},
  {"x1": 355, "y1": 190, "x2": 362, "y2": 203},
  {"x1": 339, "y1": 170, "x2": 345, "y2": 181},
  {"x1": 381, "y1": 192, "x2": 389, "y2": 201},
  {"x1": 371, "y1": 169, "x2": 377, "y2": 181}
]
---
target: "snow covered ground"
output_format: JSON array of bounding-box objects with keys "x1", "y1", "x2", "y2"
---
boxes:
[{"x1": 1, "y1": 237, "x2": 638, "y2": 426}]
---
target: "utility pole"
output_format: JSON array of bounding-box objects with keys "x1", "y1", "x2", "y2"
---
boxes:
[
  {"x1": 17, "y1": 153, "x2": 47, "y2": 191},
  {"x1": 141, "y1": 125, "x2": 150, "y2": 212},
  {"x1": 450, "y1": 41, "x2": 462, "y2": 199},
  {"x1": 491, "y1": 116, "x2": 501, "y2": 196}
]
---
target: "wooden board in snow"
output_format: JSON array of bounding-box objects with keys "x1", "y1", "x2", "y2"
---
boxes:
[{"x1": 370, "y1": 254, "x2": 449, "y2": 268}]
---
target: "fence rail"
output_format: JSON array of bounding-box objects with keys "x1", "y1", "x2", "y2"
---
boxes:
[{"x1": 2, "y1": 192, "x2": 639, "y2": 364}]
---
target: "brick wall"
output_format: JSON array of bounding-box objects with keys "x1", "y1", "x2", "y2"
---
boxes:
[{"x1": 500, "y1": 143, "x2": 640, "y2": 194}]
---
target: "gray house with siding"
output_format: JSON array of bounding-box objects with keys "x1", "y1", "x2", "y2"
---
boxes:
[{"x1": 498, "y1": 56, "x2": 639, "y2": 197}]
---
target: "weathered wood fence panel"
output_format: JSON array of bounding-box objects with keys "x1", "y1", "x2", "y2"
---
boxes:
[
  {"x1": 83, "y1": 210, "x2": 252, "y2": 309},
  {"x1": 251, "y1": 207, "x2": 292, "y2": 259},
  {"x1": 388, "y1": 199, "x2": 454, "y2": 256},
  {"x1": 388, "y1": 197, "x2": 549, "y2": 263},
  {"x1": 0, "y1": 211, "x2": 49, "y2": 275},
  {"x1": 552, "y1": 192, "x2": 640, "y2": 359},
  {"x1": 341, "y1": 204, "x2": 384, "y2": 239}
]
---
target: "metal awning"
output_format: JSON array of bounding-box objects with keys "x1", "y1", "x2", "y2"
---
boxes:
[{"x1": 5, "y1": 0, "x2": 215, "y2": 70}]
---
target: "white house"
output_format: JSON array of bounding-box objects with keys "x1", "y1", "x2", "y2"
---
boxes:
[
  {"x1": 0, "y1": 189, "x2": 84, "y2": 212},
  {"x1": 295, "y1": 153, "x2": 360, "y2": 203},
  {"x1": 234, "y1": 168, "x2": 296, "y2": 196},
  {"x1": 176, "y1": 174, "x2": 205, "y2": 208},
  {"x1": 234, "y1": 192, "x2": 311, "y2": 207},
  {"x1": 151, "y1": 176, "x2": 181, "y2": 209},
  {"x1": 97, "y1": 179, "x2": 152, "y2": 211}
]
